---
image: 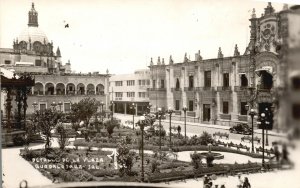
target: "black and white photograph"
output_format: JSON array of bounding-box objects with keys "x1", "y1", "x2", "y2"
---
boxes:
[{"x1": 0, "y1": 0, "x2": 300, "y2": 187}]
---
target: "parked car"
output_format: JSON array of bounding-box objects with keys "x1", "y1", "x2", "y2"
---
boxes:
[{"x1": 229, "y1": 123, "x2": 252, "y2": 135}]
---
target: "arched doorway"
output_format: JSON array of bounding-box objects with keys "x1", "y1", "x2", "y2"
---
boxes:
[
  {"x1": 34, "y1": 82, "x2": 44, "y2": 95},
  {"x1": 45, "y1": 83, "x2": 54, "y2": 95},
  {"x1": 56, "y1": 83, "x2": 65, "y2": 95}
]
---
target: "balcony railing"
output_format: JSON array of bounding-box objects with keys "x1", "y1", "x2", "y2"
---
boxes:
[
  {"x1": 147, "y1": 88, "x2": 166, "y2": 91},
  {"x1": 171, "y1": 88, "x2": 182, "y2": 92},
  {"x1": 184, "y1": 87, "x2": 195, "y2": 92},
  {"x1": 220, "y1": 113, "x2": 231, "y2": 120},
  {"x1": 238, "y1": 115, "x2": 248, "y2": 122},
  {"x1": 187, "y1": 111, "x2": 196, "y2": 117},
  {"x1": 234, "y1": 86, "x2": 248, "y2": 92},
  {"x1": 217, "y1": 86, "x2": 232, "y2": 92}
]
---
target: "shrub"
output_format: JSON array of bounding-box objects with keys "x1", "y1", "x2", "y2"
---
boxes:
[
  {"x1": 199, "y1": 131, "x2": 214, "y2": 146},
  {"x1": 190, "y1": 151, "x2": 202, "y2": 169},
  {"x1": 151, "y1": 160, "x2": 160, "y2": 173},
  {"x1": 71, "y1": 169, "x2": 94, "y2": 181}
]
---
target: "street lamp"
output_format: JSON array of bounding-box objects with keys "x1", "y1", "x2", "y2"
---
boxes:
[
  {"x1": 130, "y1": 103, "x2": 135, "y2": 130},
  {"x1": 58, "y1": 101, "x2": 63, "y2": 112},
  {"x1": 51, "y1": 101, "x2": 57, "y2": 110},
  {"x1": 257, "y1": 112, "x2": 266, "y2": 167},
  {"x1": 264, "y1": 108, "x2": 270, "y2": 146},
  {"x1": 157, "y1": 107, "x2": 163, "y2": 150},
  {"x1": 100, "y1": 101, "x2": 104, "y2": 127},
  {"x1": 137, "y1": 115, "x2": 146, "y2": 182},
  {"x1": 182, "y1": 106, "x2": 188, "y2": 139},
  {"x1": 32, "y1": 101, "x2": 38, "y2": 112},
  {"x1": 166, "y1": 107, "x2": 174, "y2": 147},
  {"x1": 246, "y1": 104, "x2": 256, "y2": 153},
  {"x1": 110, "y1": 101, "x2": 114, "y2": 121}
]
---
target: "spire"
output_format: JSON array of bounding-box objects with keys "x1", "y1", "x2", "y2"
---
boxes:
[
  {"x1": 56, "y1": 47, "x2": 61, "y2": 57},
  {"x1": 28, "y1": 3, "x2": 38, "y2": 27},
  {"x1": 218, "y1": 47, "x2": 223, "y2": 58},
  {"x1": 234, "y1": 44, "x2": 240, "y2": 56},
  {"x1": 264, "y1": 2, "x2": 275, "y2": 16},
  {"x1": 150, "y1": 57, "x2": 153, "y2": 66},
  {"x1": 169, "y1": 55, "x2": 174, "y2": 65},
  {"x1": 251, "y1": 8, "x2": 256, "y2": 18},
  {"x1": 157, "y1": 56, "x2": 161, "y2": 65},
  {"x1": 162, "y1": 58, "x2": 165, "y2": 65}
]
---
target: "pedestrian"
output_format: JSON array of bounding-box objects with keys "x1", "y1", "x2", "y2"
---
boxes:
[
  {"x1": 237, "y1": 173, "x2": 243, "y2": 188},
  {"x1": 282, "y1": 144, "x2": 289, "y2": 163},
  {"x1": 242, "y1": 177, "x2": 251, "y2": 188},
  {"x1": 274, "y1": 145, "x2": 280, "y2": 162},
  {"x1": 220, "y1": 185, "x2": 226, "y2": 188},
  {"x1": 203, "y1": 175, "x2": 210, "y2": 187}
]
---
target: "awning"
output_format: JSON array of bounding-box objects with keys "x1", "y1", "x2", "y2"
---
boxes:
[{"x1": 255, "y1": 66, "x2": 273, "y2": 76}]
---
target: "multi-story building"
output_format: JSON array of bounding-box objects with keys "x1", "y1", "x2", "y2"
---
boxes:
[
  {"x1": 109, "y1": 69, "x2": 150, "y2": 115},
  {"x1": 148, "y1": 3, "x2": 300, "y2": 133},
  {"x1": 0, "y1": 3, "x2": 110, "y2": 116}
]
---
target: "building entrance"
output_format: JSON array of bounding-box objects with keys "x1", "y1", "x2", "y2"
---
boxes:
[{"x1": 203, "y1": 104, "x2": 211, "y2": 122}]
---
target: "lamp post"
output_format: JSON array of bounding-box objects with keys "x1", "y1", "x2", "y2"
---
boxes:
[
  {"x1": 157, "y1": 107, "x2": 162, "y2": 150},
  {"x1": 264, "y1": 108, "x2": 270, "y2": 146},
  {"x1": 257, "y1": 113, "x2": 266, "y2": 167},
  {"x1": 147, "y1": 103, "x2": 152, "y2": 115},
  {"x1": 32, "y1": 101, "x2": 38, "y2": 112},
  {"x1": 246, "y1": 104, "x2": 256, "y2": 153},
  {"x1": 58, "y1": 101, "x2": 63, "y2": 112},
  {"x1": 100, "y1": 101, "x2": 104, "y2": 128},
  {"x1": 182, "y1": 106, "x2": 188, "y2": 139},
  {"x1": 51, "y1": 101, "x2": 57, "y2": 110},
  {"x1": 137, "y1": 115, "x2": 146, "y2": 182},
  {"x1": 166, "y1": 107, "x2": 173, "y2": 147},
  {"x1": 111, "y1": 101, "x2": 114, "y2": 121},
  {"x1": 130, "y1": 103, "x2": 135, "y2": 130}
]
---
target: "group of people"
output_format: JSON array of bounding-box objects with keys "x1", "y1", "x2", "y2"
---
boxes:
[
  {"x1": 237, "y1": 174, "x2": 251, "y2": 188},
  {"x1": 203, "y1": 175, "x2": 225, "y2": 188}
]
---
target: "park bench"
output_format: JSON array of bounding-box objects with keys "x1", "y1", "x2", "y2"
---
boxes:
[
  {"x1": 213, "y1": 132, "x2": 229, "y2": 139},
  {"x1": 241, "y1": 136, "x2": 260, "y2": 143}
]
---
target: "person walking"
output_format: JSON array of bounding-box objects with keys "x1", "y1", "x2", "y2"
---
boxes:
[
  {"x1": 242, "y1": 177, "x2": 251, "y2": 188},
  {"x1": 237, "y1": 174, "x2": 243, "y2": 188}
]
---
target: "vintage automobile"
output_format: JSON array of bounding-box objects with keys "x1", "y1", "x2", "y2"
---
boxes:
[{"x1": 229, "y1": 123, "x2": 252, "y2": 135}]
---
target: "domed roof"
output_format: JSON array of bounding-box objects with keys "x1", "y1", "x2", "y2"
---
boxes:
[{"x1": 18, "y1": 26, "x2": 49, "y2": 44}]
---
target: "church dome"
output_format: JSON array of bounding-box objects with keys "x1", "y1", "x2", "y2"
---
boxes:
[{"x1": 18, "y1": 26, "x2": 49, "y2": 44}]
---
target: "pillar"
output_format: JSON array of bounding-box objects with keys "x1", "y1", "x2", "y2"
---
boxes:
[{"x1": 124, "y1": 103, "x2": 127, "y2": 115}]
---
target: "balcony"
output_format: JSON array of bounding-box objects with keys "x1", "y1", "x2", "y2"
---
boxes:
[
  {"x1": 234, "y1": 86, "x2": 248, "y2": 92},
  {"x1": 217, "y1": 86, "x2": 232, "y2": 92},
  {"x1": 184, "y1": 87, "x2": 195, "y2": 92},
  {"x1": 171, "y1": 88, "x2": 182, "y2": 92},
  {"x1": 220, "y1": 114, "x2": 231, "y2": 120},
  {"x1": 147, "y1": 88, "x2": 166, "y2": 91},
  {"x1": 238, "y1": 115, "x2": 248, "y2": 122},
  {"x1": 187, "y1": 111, "x2": 196, "y2": 117}
]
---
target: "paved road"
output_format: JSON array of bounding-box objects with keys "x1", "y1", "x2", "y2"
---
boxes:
[{"x1": 115, "y1": 113, "x2": 287, "y2": 148}]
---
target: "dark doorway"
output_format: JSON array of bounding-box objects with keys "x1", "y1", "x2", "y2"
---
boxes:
[
  {"x1": 258, "y1": 103, "x2": 273, "y2": 130},
  {"x1": 176, "y1": 78, "x2": 180, "y2": 89},
  {"x1": 260, "y1": 71, "x2": 273, "y2": 90},
  {"x1": 203, "y1": 104, "x2": 211, "y2": 122},
  {"x1": 241, "y1": 74, "x2": 248, "y2": 87}
]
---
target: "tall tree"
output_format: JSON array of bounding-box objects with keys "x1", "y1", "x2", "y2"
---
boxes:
[
  {"x1": 34, "y1": 109, "x2": 63, "y2": 153},
  {"x1": 70, "y1": 97, "x2": 100, "y2": 128}
]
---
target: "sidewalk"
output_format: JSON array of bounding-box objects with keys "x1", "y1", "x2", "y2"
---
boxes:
[{"x1": 114, "y1": 113, "x2": 287, "y2": 138}]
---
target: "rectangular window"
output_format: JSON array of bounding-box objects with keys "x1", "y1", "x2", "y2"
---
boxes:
[
  {"x1": 223, "y1": 101, "x2": 229, "y2": 114},
  {"x1": 39, "y1": 103, "x2": 46, "y2": 111},
  {"x1": 240, "y1": 102, "x2": 247, "y2": 115},
  {"x1": 115, "y1": 92, "x2": 123, "y2": 98},
  {"x1": 175, "y1": 100, "x2": 180, "y2": 110},
  {"x1": 138, "y1": 80, "x2": 142, "y2": 86},
  {"x1": 153, "y1": 80, "x2": 156, "y2": 88},
  {"x1": 4, "y1": 60, "x2": 11, "y2": 64},
  {"x1": 138, "y1": 92, "x2": 146, "y2": 98},
  {"x1": 147, "y1": 80, "x2": 150, "y2": 85},
  {"x1": 161, "y1": 79, "x2": 165, "y2": 88},
  {"x1": 292, "y1": 77, "x2": 300, "y2": 90},
  {"x1": 142, "y1": 80, "x2": 146, "y2": 85},
  {"x1": 293, "y1": 104, "x2": 300, "y2": 119},
  {"x1": 115, "y1": 81, "x2": 123, "y2": 86},
  {"x1": 204, "y1": 71, "x2": 211, "y2": 87},
  {"x1": 64, "y1": 103, "x2": 71, "y2": 113},
  {"x1": 35, "y1": 59, "x2": 42, "y2": 66},
  {"x1": 223, "y1": 73, "x2": 229, "y2": 87},
  {"x1": 127, "y1": 92, "x2": 135, "y2": 97},
  {"x1": 189, "y1": 100, "x2": 194, "y2": 111},
  {"x1": 127, "y1": 80, "x2": 135, "y2": 86}
]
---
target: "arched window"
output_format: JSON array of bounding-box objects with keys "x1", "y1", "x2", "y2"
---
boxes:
[
  {"x1": 176, "y1": 78, "x2": 180, "y2": 89},
  {"x1": 260, "y1": 71, "x2": 273, "y2": 90},
  {"x1": 45, "y1": 83, "x2": 54, "y2": 95}
]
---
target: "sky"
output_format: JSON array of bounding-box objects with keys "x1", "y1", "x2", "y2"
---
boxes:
[{"x1": 0, "y1": 0, "x2": 297, "y2": 74}]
